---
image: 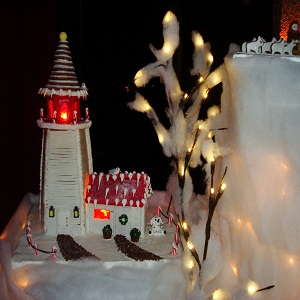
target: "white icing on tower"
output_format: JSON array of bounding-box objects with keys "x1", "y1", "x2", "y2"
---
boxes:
[{"x1": 37, "y1": 32, "x2": 92, "y2": 236}]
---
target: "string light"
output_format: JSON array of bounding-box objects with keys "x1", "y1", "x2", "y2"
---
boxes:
[
  {"x1": 182, "y1": 221, "x2": 188, "y2": 231},
  {"x1": 187, "y1": 260, "x2": 194, "y2": 270},
  {"x1": 211, "y1": 289, "x2": 225, "y2": 299},
  {"x1": 208, "y1": 130, "x2": 213, "y2": 139},
  {"x1": 163, "y1": 43, "x2": 171, "y2": 54},
  {"x1": 187, "y1": 240, "x2": 194, "y2": 250},
  {"x1": 157, "y1": 133, "x2": 164, "y2": 144},
  {"x1": 247, "y1": 281, "x2": 259, "y2": 295}
]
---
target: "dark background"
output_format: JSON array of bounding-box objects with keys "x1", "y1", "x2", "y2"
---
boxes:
[{"x1": 1, "y1": 0, "x2": 275, "y2": 233}]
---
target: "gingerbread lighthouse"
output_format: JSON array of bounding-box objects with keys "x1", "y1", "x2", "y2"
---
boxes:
[{"x1": 38, "y1": 32, "x2": 92, "y2": 236}]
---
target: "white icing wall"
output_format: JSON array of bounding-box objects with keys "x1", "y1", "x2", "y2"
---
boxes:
[{"x1": 211, "y1": 53, "x2": 300, "y2": 299}]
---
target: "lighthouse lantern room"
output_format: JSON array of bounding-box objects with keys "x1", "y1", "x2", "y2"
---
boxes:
[{"x1": 37, "y1": 32, "x2": 92, "y2": 236}]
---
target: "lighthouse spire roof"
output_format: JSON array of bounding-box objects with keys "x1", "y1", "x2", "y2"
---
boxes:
[{"x1": 38, "y1": 32, "x2": 88, "y2": 99}]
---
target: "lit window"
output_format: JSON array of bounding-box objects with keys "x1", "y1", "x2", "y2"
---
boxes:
[{"x1": 94, "y1": 209, "x2": 110, "y2": 219}]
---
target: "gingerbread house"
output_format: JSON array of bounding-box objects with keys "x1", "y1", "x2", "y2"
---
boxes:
[{"x1": 85, "y1": 171, "x2": 152, "y2": 238}]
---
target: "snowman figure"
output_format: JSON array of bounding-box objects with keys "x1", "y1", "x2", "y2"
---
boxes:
[{"x1": 148, "y1": 216, "x2": 166, "y2": 236}]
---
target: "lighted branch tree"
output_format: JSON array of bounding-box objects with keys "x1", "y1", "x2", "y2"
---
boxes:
[{"x1": 127, "y1": 11, "x2": 228, "y2": 273}]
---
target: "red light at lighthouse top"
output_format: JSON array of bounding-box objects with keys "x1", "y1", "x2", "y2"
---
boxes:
[{"x1": 38, "y1": 32, "x2": 88, "y2": 124}]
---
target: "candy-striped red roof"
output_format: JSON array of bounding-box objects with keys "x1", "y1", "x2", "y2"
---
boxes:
[{"x1": 85, "y1": 172, "x2": 152, "y2": 207}]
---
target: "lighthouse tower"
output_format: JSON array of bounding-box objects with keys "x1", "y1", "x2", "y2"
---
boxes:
[{"x1": 38, "y1": 32, "x2": 92, "y2": 236}]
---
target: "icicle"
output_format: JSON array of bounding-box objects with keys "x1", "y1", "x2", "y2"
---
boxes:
[
  {"x1": 115, "y1": 198, "x2": 119, "y2": 206},
  {"x1": 115, "y1": 185, "x2": 119, "y2": 194},
  {"x1": 98, "y1": 173, "x2": 103, "y2": 189},
  {"x1": 137, "y1": 173, "x2": 141, "y2": 187},
  {"x1": 106, "y1": 174, "x2": 110, "y2": 181},
  {"x1": 105, "y1": 188, "x2": 109, "y2": 199},
  {"x1": 129, "y1": 172, "x2": 133, "y2": 180},
  {"x1": 113, "y1": 174, "x2": 117, "y2": 181},
  {"x1": 87, "y1": 185, "x2": 91, "y2": 193},
  {"x1": 106, "y1": 199, "x2": 109, "y2": 206},
  {"x1": 132, "y1": 188, "x2": 136, "y2": 198},
  {"x1": 87, "y1": 196, "x2": 91, "y2": 203},
  {"x1": 136, "y1": 200, "x2": 140, "y2": 207},
  {"x1": 129, "y1": 200, "x2": 134, "y2": 206},
  {"x1": 92, "y1": 173, "x2": 96, "y2": 183},
  {"x1": 94, "y1": 199, "x2": 97, "y2": 208},
  {"x1": 122, "y1": 199, "x2": 127, "y2": 206},
  {"x1": 120, "y1": 173, "x2": 124, "y2": 182},
  {"x1": 124, "y1": 187, "x2": 128, "y2": 197}
]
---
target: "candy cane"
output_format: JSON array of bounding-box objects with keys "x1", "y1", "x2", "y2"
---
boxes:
[
  {"x1": 34, "y1": 242, "x2": 39, "y2": 255},
  {"x1": 171, "y1": 242, "x2": 178, "y2": 255},
  {"x1": 27, "y1": 233, "x2": 32, "y2": 247},
  {"x1": 27, "y1": 219, "x2": 32, "y2": 227},
  {"x1": 51, "y1": 246, "x2": 57, "y2": 259},
  {"x1": 155, "y1": 206, "x2": 162, "y2": 216},
  {"x1": 26, "y1": 226, "x2": 32, "y2": 234},
  {"x1": 168, "y1": 213, "x2": 173, "y2": 225},
  {"x1": 174, "y1": 233, "x2": 179, "y2": 245},
  {"x1": 176, "y1": 224, "x2": 180, "y2": 233}
]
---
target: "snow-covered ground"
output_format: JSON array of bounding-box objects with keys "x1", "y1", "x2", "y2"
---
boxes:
[{"x1": 1, "y1": 191, "x2": 193, "y2": 300}]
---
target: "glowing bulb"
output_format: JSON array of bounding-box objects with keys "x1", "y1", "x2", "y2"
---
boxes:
[
  {"x1": 187, "y1": 260, "x2": 194, "y2": 270},
  {"x1": 211, "y1": 188, "x2": 215, "y2": 194},
  {"x1": 188, "y1": 147, "x2": 192, "y2": 153},
  {"x1": 184, "y1": 93, "x2": 188, "y2": 99},
  {"x1": 195, "y1": 35, "x2": 204, "y2": 47},
  {"x1": 289, "y1": 257, "x2": 294, "y2": 264},
  {"x1": 204, "y1": 90, "x2": 208, "y2": 99},
  {"x1": 163, "y1": 43, "x2": 171, "y2": 54},
  {"x1": 208, "y1": 53, "x2": 214, "y2": 63},
  {"x1": 164, "y1": 11, "x2": 173, "y2": 23},
  {"x1": 144, "y1": 103, "x2": 151, "y2": 112},
  {"x1": 182, "y1": 222, "x2": 188, "y2": 231},
  {"x1": 61, "y1": 112, "x2": 67, "y2": 120},
  {"x1": 158, "y1": 134, "x2": 164, "y2": 144},
  {"x1": 198, "y1": 76, "x2": 204, "y2": 83},
  {"x1": 212, "y1": 289, "x2": 224, "y2": 299},
  {"x1": 187, "y1": 240, "x2": 194, "y2": 250},
  {"x1": 221, "y1": 183, "x2": 226, "y2": 191},
  {"x1": 208, "y1": 131, "x2": 213, "y2": 139},
  {"x1": 198, "y1": 123, "x2": 203, "y2": 130},
  {"x1": 247, "y1": 281, "x2": 259, "y2": 295}
]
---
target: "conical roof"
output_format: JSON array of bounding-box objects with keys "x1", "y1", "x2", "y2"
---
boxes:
[{"x1": 38, "y1": 32, "x2": 88, "y2": 98}]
